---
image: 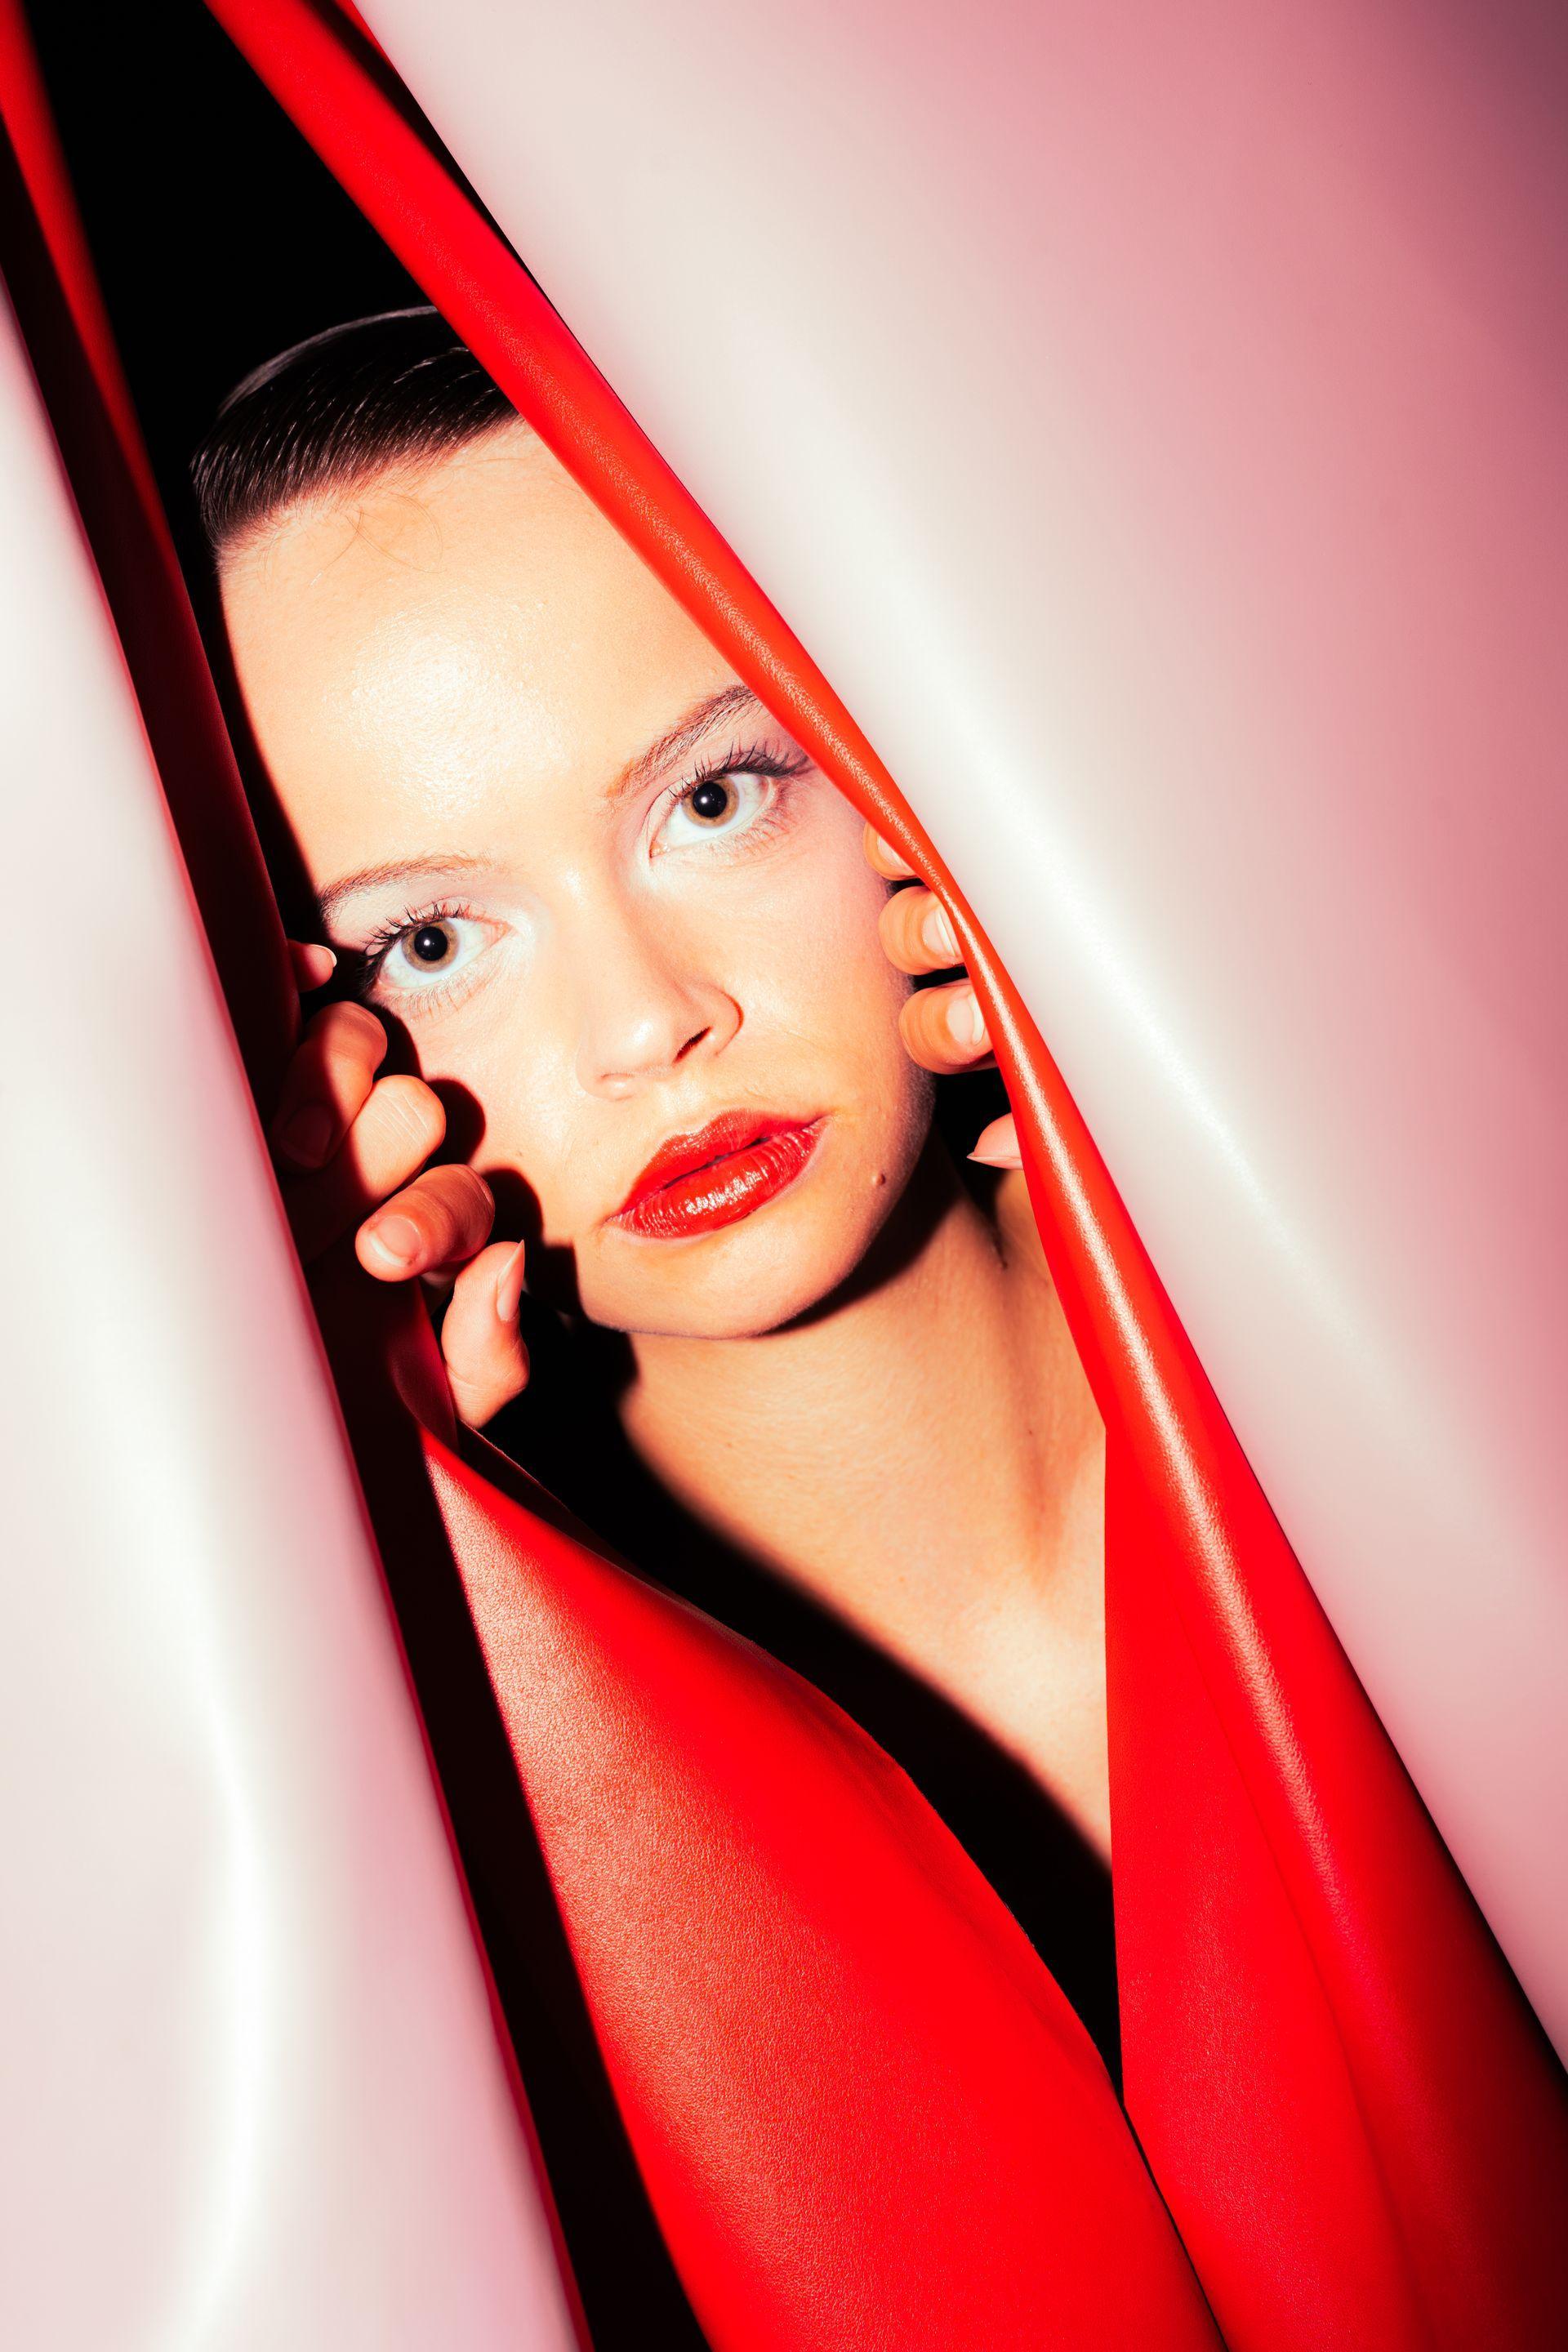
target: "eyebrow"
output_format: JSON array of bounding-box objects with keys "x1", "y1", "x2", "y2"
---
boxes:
[
  {"x1": 604, "y1": 683, "x2": 763, "y2": 806},
  {"x1": 316, "y1": 853, "x2": 495, "y2": 929},
  {"x1": 314, "y1": 684, "x2": 765, "y2": 925}
]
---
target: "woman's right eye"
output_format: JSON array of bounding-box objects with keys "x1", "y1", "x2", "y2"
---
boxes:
[{"x1": 367, "y1": 907, "x2": 501, "y2": 1009}]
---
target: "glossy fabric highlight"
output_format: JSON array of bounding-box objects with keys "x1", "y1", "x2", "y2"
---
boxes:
[
  {"x1": 0, "y1": 8, "x2": 586, "y2": 2344},
  {"x1": 2, "y1": 0, "x2": 1564, "y2": 2342},
  {"x1": 205, "y1": 2, "x2": 1568, "y2": 2341}
]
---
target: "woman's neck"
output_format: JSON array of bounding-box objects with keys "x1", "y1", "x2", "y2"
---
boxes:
[{"x1": 617, "y1": 1138, "x2": 1111, "y2": 1852}]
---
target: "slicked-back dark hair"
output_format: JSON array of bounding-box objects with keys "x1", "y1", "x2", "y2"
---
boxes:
[{"x1": 191, "y1": 305, "x2": 519, "y2": 558}]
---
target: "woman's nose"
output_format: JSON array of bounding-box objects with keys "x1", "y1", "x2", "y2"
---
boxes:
[{"x1": 572, "y1": 910, "x2": 740, "y2": 1099}]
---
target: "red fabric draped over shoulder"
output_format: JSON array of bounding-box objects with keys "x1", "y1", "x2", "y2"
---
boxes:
[{"x1": 7, "y1": 0, "x2": 1564, "y2": 2341}]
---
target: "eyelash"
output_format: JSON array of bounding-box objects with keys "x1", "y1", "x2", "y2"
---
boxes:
[
  {"x1": 348, "y1": 737, "x2": 813, "y2": 1004},
  {"x1": 653, "y1": 738, "x2": 811, "y2": 852},
  {"x1": 354, "y1": 896, "x2": 482, "y2": 1005}
]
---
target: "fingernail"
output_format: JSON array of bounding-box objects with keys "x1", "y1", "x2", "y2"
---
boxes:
[
  {"x1": 969, "y1": 1114, "x2": 1022, "y2": 1168},
  {"x1": 363, "y1": 1212, "x2": 423, "y2": 1268},
  {"x1": 495, "y1": 1240, "x2": 528, "y2": 1323},
  {"x1": 922, "y1": 902, "x2": 960, "y2": 964},
  {"x1": 947, "y1": 986, "x2": 987, "y2": 1054},
  {"x1": 274, "y1": 1103, "x2": 336, "y2": 1170},
  {"x1": 289, "y1": 941, "x2": 337, "y2": 991}
]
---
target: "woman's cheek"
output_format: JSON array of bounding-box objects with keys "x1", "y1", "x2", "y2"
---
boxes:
[
  {"x1": 435, "y1": 1018, "x2": 581, "y2": 1230},
  {"x1": 756, "y1": 812, "x2": 908, "y2": 1011},
  {"x1": 823, "y1": 884, "x2": 915, "y2": 1073}
]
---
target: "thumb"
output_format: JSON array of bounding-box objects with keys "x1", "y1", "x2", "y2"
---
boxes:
[{"x1": 440, "y1": 1239, "x2": 532, "y2": 1428}]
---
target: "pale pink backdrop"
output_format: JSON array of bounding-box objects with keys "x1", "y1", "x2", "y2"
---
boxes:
[{"x1": 363, "y1": 0, "x2": 1568, "y2": 2051}]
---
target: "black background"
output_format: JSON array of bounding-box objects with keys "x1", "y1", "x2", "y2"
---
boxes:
[{"x1": 26, "y1": 0, "x2": 420, "y2": 561}]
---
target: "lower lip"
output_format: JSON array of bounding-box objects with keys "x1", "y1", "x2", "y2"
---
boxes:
[{"x1": 612, "y1": 1120, "x2": 825, "y2": 1242}]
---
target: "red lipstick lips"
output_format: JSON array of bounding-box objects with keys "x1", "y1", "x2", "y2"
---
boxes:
[{"x1": 611, "y1": 1110, "x2": 824, "y2": 1242}]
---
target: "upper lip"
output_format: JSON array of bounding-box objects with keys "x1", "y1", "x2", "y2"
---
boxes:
[{"x1": 611, "y1": 1109, "x2": 815, "y2": 1220}]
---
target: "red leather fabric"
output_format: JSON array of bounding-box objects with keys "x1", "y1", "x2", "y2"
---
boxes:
[
  {"x1": 7, "y1": 0, "x2": 1565, "y2": 2342},
  {"x1": 426, "y1": 1405, "x2": 1218, "y2": 2350}
]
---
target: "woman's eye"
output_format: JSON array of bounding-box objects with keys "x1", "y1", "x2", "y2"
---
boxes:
[
  {"x1": 655, "y1": 768, "x2": 774, "y2": 853},
  {"x1": 374, "y1": 911, "x2": 496, "y2": 1000}
]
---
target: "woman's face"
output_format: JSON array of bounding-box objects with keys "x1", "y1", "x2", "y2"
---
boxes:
[{"x1": 222, "y1": 421, "x2": 933, "y2": 1339}]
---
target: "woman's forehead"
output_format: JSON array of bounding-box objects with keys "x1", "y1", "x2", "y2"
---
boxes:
[{"x1": 222, "y1": 425, "x2": 735, "y2": 857}]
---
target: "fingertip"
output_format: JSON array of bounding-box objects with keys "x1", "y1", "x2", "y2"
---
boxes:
[
  {"x1": 288, "y1": 940, "x2": 338, "y2": 992},
  {"x1": 969, "y1": 1115, "x2": 1022, "y2": 1169},
  {"x1": 494, "y1": 1238, "x2": 528, "y2": 1324},
  {"x1": 443, "y1": 1247, "x2": 532, "y2": 1426},
  {"x1": 944, "y1": 982, "x2": 989, "y2": 1057},
  {"x1": 920, "y1": 898, "x2": 960, "y2": 966},
  {"x1": 272, "y1": 1102, "x2": 336, "y2": 1173},
  {"x1": 862, "y1": 821, "x2": 917, "y2": 880},
  {"x1": 357, "y1": 1211, "x2": 427, "y2": 1277}
]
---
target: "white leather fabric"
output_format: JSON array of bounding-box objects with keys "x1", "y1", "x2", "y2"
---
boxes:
[{"x1": 0, "y1": 292, "x2": 579, "y2": 2349}]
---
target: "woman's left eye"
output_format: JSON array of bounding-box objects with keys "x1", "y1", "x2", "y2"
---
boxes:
[{"x1": 654, "y1": 765, "x2": 780, "y2": 854}]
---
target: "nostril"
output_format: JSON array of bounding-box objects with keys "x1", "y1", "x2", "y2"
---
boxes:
[{"x1": 577, "y1": 982, "x2": 737, "y2": 1096}]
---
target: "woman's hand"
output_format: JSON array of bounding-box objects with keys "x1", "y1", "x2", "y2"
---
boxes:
[
  {"x1": 862, "y1": 826, "x2": 1022, "y2": 1169},
  {"x1": 269, "y1": 942, "x2": 531, "y2": 1427}
]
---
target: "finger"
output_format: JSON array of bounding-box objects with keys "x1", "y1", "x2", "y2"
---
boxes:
[
  {"x1": 288, "y1": 939, "x2": 338, "y2": 993},
  {"x1": 440, "y1": 1241, "x2": 532, "y2": 1428},
  {"x1": 270, "y1": 1000, "x2": 388, "y2": 1173},
  {"x1": 862, "y1": 821, "x2": 919, "y2": 881},
  {"x1": 356, "y1": 1161, "x2": 495, "y2": 1282},
  {"x1": 969, "y1": 1112, "x2": 1022, "y2": 1169},
  {"x1": 878, "y1": 883, "x2": 962, "y2": 975},
  {"x1": 287, "y1": 1071, "x2": 445, "y2": 1263},
  {"x1": 898, "y1": 977, "x2": 996, "y2": 1074}
]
